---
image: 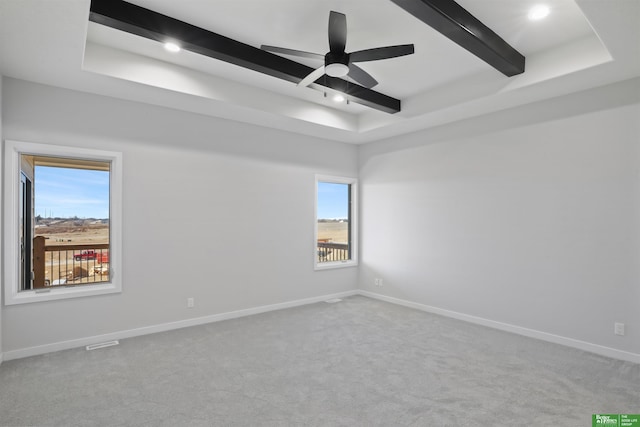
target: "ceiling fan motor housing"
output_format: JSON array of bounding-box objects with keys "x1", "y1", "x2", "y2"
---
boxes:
[{"x1": 325, "y1": 52, "x2": 350, "y2": 77}]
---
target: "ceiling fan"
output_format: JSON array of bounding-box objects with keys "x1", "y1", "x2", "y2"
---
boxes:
[{"x1": 261, "y1": 11, "x2": 415, "y2": 89}]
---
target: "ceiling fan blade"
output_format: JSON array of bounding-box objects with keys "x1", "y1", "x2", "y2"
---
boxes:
[
  {"x1": 260, "y1": 45, "x2": 324, "y2": 61},
  {"x1": 298, "y1": 65, "x2": 326, "y2": 87},
  {"x1": 350, "y1": 44, "x2": 415, "y2": 63},
  {"x1": 328, "y1": 11, "x2": 347, "y2": 53},
  {"x1": 348, "y1": 64, "x2": 378, "y2": 88}
]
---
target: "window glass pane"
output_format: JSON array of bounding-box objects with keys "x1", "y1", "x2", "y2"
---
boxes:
[
  {"x1": 23, "y1": 155, "x2": 111, "y2": 290},
  {"x1": 317, "y1": 181, "x2": 351, "y2": 263}
]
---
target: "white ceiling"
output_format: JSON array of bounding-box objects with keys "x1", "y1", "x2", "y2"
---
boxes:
[{"x1": 1, "y1": 0, "x2": 639, "y2": 143}]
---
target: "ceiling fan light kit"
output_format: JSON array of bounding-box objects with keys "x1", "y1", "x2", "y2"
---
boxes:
[
  {"x1": 325, "y1": 63, "x2": 349, "y2": 78},
  {"x1": 89, "y1": 0, "x2": 525, "y2": 114}
]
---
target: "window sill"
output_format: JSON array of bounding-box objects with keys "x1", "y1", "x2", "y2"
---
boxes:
[
  {"x1": 5, "y1": 282, "x2": 121, "y2": 305},
  {"x1": 314, "y1": 260, "x2": 358, "y2": 271}
]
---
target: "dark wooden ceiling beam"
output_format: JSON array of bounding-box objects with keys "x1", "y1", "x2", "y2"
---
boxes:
[
  {"x1": 89, "y1": 0, "x2": 400, "y2": 114},
  {"x1": 391, "y1": 0, "x2": 525, "y2": 76}
]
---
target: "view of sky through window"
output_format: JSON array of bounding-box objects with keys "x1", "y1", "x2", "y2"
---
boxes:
[
  {"x1": 35, "y1": 166, "x2": 110, "y2": 219},
  {"x1": 317, "y1": 182, "x2": 348, "y2": 219}
]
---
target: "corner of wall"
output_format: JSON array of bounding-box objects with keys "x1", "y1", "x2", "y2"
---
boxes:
[
  {"x1": 358, "y1": 290, "x2": 640, "y2": 364},
  {"x1": 1, "y1": 74, "x2": 4, "y2": 365}
]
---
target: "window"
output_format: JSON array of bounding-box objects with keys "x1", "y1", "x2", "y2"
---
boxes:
[
  {"x1": 315, "y1": 175, "x2": 358, "y2": 269},
  {"x1": 4, "y1": 140, "x2": 122, "y2": 305}
]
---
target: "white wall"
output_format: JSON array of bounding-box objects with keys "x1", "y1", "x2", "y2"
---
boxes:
[
  {"x1": 0, "y1": 76, "x2": 3, "y2": 364},
  {"x1": 1, "y1": 78, "x2": 358, "y2": 355},
  {"x1": 3, "y1": 76, "x2": 639, "y2": 361},
  {"x1": 359, "y1": 79, "x2": 640, "y2": 358}
]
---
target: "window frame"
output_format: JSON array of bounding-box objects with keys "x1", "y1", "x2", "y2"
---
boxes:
[
  {"x1": 3, "y1": 140, "x2": 123, "y2": 305},
  {"x1": 314, "y1": 174, "x2": 358, "y2": 270}
]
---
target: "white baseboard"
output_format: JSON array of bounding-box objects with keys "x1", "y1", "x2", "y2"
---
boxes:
[
  {"x1": 2, "y1": 290, "x2": 358, "y2": 361},
  {"x1": 5, "y1": 289, "x2": 638, "y2": 364},
  {"x1": 358, "y1": 290, "x2": 640, "y2": 364}
]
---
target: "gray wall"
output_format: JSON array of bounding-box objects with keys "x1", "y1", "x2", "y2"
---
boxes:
[
  {"x1": 359, "y1": 80, "x2": 640, "y2": 355},
  {"x1": 1, "y1": 78, "x2": 358, "y2": 354}
]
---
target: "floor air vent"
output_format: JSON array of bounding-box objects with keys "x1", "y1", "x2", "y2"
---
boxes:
[{"x1": 86, "y1": 340, "x2": 119, "y2": 351}]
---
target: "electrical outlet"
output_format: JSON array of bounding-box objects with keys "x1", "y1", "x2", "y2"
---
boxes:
[
  {"x1": 614, "y1": 322, "x2": 625, "y2": 336},
  {"x1": 187, "y1": 297, "x2": 195, "y2": 308},
  {"x1": 374, "y1": 278, "x2": 384, "y2": 287}
]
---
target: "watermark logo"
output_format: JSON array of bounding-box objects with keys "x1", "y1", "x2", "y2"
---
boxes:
[
  {"x1": 594, "y1": 415, "x2": 619, "y2": 425},
  {"x1": 593, "y1": 414, "x2": 640, "y2": 427}
]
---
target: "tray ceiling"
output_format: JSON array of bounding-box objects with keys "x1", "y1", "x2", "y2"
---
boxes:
[{"x1": 0, "y1": 0, "x2": 638, "y2": 143}]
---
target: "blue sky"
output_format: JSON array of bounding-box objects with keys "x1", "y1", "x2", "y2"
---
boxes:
[
  {"x1": 35, "y1": 166, "x2": 110, "y2": 219},
  {"x1": 317, "y1": 182, "x2": 349, "y2": 219},
  {"x1": 35, "y1": 168, "x2": 342, "y2": 220}
]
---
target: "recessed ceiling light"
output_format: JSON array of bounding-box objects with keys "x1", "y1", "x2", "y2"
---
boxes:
[
  {"x1": 528, "y1": 4, "x2": 550, "y2": 21},
  {"x1": 332, "y1": 94, "x2": 346, "y2": 103},
  {"x1": 164, "y1": 42, "x2": 181, "y2": 53}
]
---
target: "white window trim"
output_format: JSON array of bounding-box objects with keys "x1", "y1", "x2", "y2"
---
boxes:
[
  {"x1": 314, "y1": 174, "x2": 358, "y2": 270},
  {"x1": 3, "y1": 140, "x2": 123, "y2": 305}
]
